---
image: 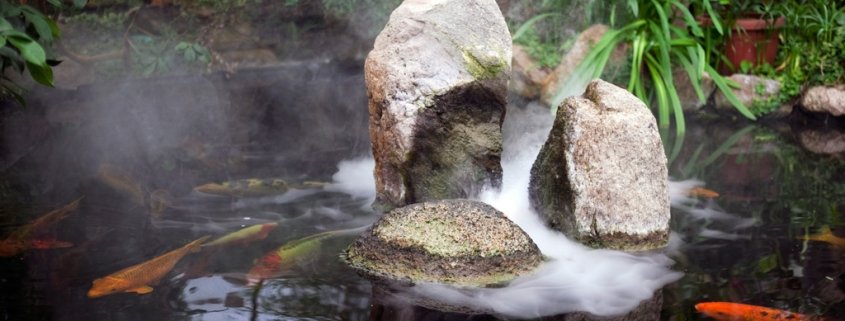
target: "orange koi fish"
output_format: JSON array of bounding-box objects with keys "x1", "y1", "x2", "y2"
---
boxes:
[
  {"x1": 689, "y1": 187, "x2": 720, "y2": 199},
  {"x1": 0, "y1": 198, "x2": 82, "y2": 257},
  {"x1": 97, "y1": 163, "x2": 146, "y2": 205},
  {"x1": 194, "y1": 178, "x2": 288, "y2": 197},
  {"x1": 798, "y1": 226, "x2": 845, "y2": 248},
  {"x1": 87, "y1": 235, "x2": 210, "y2": 298},
  {"x1": 695, "y1": 302, "x2": 818, "y2": 321},
  {"x1": 203, "y1": 222, "x2": 278, "y2": 248}
]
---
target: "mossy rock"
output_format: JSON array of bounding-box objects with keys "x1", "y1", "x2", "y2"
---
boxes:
[{"x1": 344, "y1": 199, "x2": 542, "y2": 287}]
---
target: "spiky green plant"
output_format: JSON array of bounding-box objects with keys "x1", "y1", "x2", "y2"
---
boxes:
[{"x1": 555, "y1": 0, "x2": 755, "y2": 136}]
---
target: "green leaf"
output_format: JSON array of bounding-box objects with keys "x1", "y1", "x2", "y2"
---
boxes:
[
  {"x1": 628, "y1": 32, "x2": 646, "y2": 92},
  {"x1": 0, "y1": 18, "x2": 12, "y2": 32},
  {"x1": 174, "y1": 42, "x2": 189, "y2": 51},
  {"x1": 626, "y1": 0, "x2": 638, "y2": 16},
  {"x1": 23, "y1": 10, "x2": 53, "y2": 42},
  {"x1": 184, "y1": 48, "x2": 196, "y2": 61},
  {"x1": 645, "y1": 53, "x2": 670, "y2": 128},
  {"x1": 74, "y1": 0, "x2": 88, "y2": 8},
  {"x1": 672, "y1": 1, "x2": 703, "y2": 38},
  {"x1": 47, "y1": 18, "x2": 60, "y2": 39},
  {"x1": 707, "y1": 65, "x2": 757, "y2": 120},
  {"x1": 703, "y1": 0, "x2": 724, "y2": 35},
  {"x1": 512, "y1": 13, "x2": 561, "y2": 41},
  {"x1": 46, "y1": 0, "x2": 61, "y2": 7},
  {"x1": 26, "y1": 61, "x2": 53, "y2": 87},
  {"x1": 675, "y1": 52, "x2": 705, "y2": 103},
  {"x1": 0, "y1": 36, "x2": 5, "y2": 49},
  {"x1": 8, "y1": 34, "x2": 46, "y2": 65}
]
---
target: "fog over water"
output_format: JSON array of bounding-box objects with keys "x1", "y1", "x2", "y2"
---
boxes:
[{"x1": 330, "y1": 102, "x2": 694, "y2": 318}]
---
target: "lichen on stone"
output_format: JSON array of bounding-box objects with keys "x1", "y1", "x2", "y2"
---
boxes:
[
  {"x1": 344, "y1": 199, "x2": 543, "y2": 287},
  {"x1": 462, "y1": 49, "x2": 507, "y2": 80}
]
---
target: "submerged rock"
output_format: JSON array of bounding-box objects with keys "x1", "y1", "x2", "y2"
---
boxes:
[
  {"x1": 344, "y1": 199, "x2": 542, "y2": 287},
  {"x1": 801, "y1": 85, "x2": 845, "y2": 116},
  {"x1": 365, "y1": 0, "x2": 510, "y2": 210},
  {"x1": 529, "y1": 79, "x2": 670, "y2": 251}
]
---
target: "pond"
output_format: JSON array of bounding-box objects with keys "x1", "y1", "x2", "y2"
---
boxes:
[{"x1": 0, "y1": 62, "x2": 844, "y2": 320}]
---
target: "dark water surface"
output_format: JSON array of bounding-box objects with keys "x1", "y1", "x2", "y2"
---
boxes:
[{"x1": 1, "y1": 64, "x2": 844, "y2": 320}]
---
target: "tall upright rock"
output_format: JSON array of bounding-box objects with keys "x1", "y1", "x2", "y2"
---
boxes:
[
  {"x1": 529, "y1": 80, "x2": 670, "y2": 251},
  {"x1": 366, "y1": 0, "x2": 511, "y2": 210}
]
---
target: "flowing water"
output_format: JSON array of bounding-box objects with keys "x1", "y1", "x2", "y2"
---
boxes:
[{"x1": 1, "y1": 63, "x2": 844, "y2": 320}]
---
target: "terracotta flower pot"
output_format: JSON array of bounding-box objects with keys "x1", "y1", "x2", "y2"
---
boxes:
[{"x1": 723, "y1": 16, "x2": 785, "y2": 74}]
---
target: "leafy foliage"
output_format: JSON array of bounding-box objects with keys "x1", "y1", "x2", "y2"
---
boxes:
[
  {"x1": 564, "y1": 0, "x2": 754, "y2": 136},
  {"x1": 729, "y1": 1, "x2": 845, "y2": 115},
  {"x1": 777, "y1": 0, "x2": 845, "y2": 86},
  {"x1": 511, "y1": 0, "x2": 626, "y2": 69},
  {"x1": 0, "y1": 1, "x2": 62, "y2": 105}
]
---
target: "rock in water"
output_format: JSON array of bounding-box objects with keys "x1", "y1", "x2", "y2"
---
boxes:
[
  {"x1": 529, "y1": 80, "x2": 670, "y2": 251},
  {"x1": 365, "y1": 0, "x2": 511, "y2": 210},
  {"x1": 344, "y1": 199, "x2": 542, "y2": 287},
  {"x1": 801, "y1": 85, "x2": 845, "y2": 117}
]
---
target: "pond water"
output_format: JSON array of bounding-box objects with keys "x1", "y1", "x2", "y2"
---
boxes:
[{"x1": 0, "y1": 64, "x2": 844, "y2": 321}]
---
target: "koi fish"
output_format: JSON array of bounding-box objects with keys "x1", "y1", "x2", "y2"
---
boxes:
[
  {"x1": 245, "y1": 226, "x2": 367, "y2": 284},
  {"x1": 97, "y1": 164, "x2": 146, "y2": 205},
  {"x1": 6, "y1": 197, "x2": 82, "y2": 241},
  {"x1": 194, "y1": 178, "x2": 288, "y2": 197},
  {"x1": 0, "y1": 239, "x2": 73, "y2": 257},
  {"x1": 0, "y1": 198, "x2": 82, "y2": 257},
  {"x1": 798, "y1": 226, "x2": 845, "y2": 248},
  {"x1": 695, "y1": 302, "x2": 817, "y2": 321},
  {"x1": 87, "y1": 235, "x2": 210, "y2": 298},
  {"x1": 689, "y1": 187, "x2": 720, "y2": 199},
  {"x1": 203, "y1": 222, "x2": 278, "y2": 248}
]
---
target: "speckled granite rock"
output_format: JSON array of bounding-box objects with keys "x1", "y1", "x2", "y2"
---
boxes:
[
  {"x1": 801, "y1": 85, "x2": 845, "y2": 116},
  {"x1": 366, "y1": 0, "x2": 510, "y2": 210},
  {"x1": 344, "y1": 199, "x2": 542, "y2": 287},
  {"x1": 529, "y1": 79, "x2": 670, "y2": 251}
]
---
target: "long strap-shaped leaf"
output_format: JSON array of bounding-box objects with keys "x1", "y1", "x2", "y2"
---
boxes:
[{"x1": 706, "y1": 65, "x2": 757, "y2": 120}]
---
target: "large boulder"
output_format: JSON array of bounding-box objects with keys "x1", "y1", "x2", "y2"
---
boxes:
[
  {"x1": 366, "y1": 0, "x2": 511, "y2": 210},
  {"x1": 801, "y1": 85, "x2": 845, "y2": 116},
  {"x1": 529, "y1": 79, "x2": 670, "y2": 251},
  {"x1": 344, "y1": 199, "x2": 543, "y2": 287}
]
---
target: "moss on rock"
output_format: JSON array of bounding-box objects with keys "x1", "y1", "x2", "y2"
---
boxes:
[{"x1": 344, "y1": 199, "x2": 543, "y2": 287}]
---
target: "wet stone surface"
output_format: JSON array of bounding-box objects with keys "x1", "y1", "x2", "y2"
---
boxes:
[{"x1": 344, "y1": 199, "x2": 542, "y2": 287}]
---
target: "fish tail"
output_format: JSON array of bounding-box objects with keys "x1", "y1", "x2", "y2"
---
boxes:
[{"x1": 187, "y1": 236, "x2": 212, "y2": 252}]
